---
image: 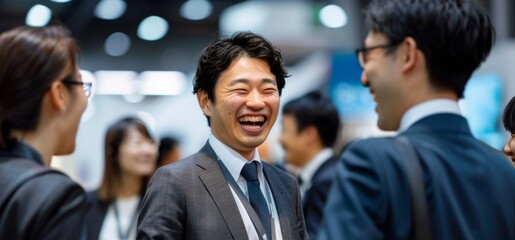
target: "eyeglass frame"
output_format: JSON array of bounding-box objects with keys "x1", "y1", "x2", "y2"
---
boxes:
[
  {"x1": 355, "y1": 41, "x2": 403, "y2": 69},
  {"x1": 62, "y1": 79, "x2": 93, "y2": 99}
]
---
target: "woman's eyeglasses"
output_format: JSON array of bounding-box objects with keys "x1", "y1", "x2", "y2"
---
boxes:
[{"x1": 62, "y1": 80, "x2": 93, "y2": 99}]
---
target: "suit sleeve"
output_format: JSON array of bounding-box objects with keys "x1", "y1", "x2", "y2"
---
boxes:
[
  {"x1": 14, "y1": 173, "x2": 88, "y2": 240},
  {"x1": 137, "y1": 166, "x2": 186, "y2": 240},
  {"x1": 318, "y1": 139, "x2": 388, "y2": 240},
  {"x1": 305, "y1": 168, "x2": 335, "y2": 240}
]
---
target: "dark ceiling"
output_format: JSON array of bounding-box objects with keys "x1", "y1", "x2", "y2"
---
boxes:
[
  {"x1": 0, "y1": 0, "x2": 249, "y2": 72},
  {"x1": 0, "y1": 0, "x2": 505, "y2": 73}
]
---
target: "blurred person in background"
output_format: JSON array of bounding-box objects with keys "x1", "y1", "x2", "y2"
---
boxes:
[
  {"x1": 84, "y1": 116, "x2": 157, "y2": 240},
  {"x1": 279, "y1": 90, "x2": 341, "y2": 240},
  {"x1": 138, "y1": 31, "x2": 307, "y2": 240},
  {"x1": 0, "y1": 25, "x2": 90, "y2": 239},
  {"x1": 156, "y1": 135, "x2": 181, "y2": 168},
  {"x1": 320, "y1": 0, "x2": 515, "y2": 239},
  {"x1": 502, "y1": 96, "x2": 515, "y2": 166}
]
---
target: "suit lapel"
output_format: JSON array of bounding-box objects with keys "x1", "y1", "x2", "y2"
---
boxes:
[
  {"x1": 263, "y1": 164, "x2": 295, "y2": 240},
  {"x1": 197, "y1": 143, "x2": 248, "y2": 240},
  {"x1": 303, "y1": 156, "x2": 335, "y2": 207}
]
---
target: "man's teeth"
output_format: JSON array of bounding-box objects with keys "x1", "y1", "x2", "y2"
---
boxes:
[{"x1": 239, "y1": 116, "x2": 265, "y2": 123}]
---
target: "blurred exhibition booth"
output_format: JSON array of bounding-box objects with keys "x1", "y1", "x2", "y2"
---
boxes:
[{"x1": 0, "y1": 0, "x2": 513, "y2": 190}]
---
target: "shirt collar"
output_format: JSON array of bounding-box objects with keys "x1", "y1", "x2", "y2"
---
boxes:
[
  {"x1": 208, "y1": 134, "x2": 262, "y2": 181},
  {"x1": 399, "y1": 99, "x2": 461, "y2": 133},
  {"x1": 298, "y1": 148, "x2": 334, "y2": 185}
]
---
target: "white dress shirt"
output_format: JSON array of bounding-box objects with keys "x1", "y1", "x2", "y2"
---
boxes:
[
  {"x1": 209, "y1": 135, "x2": 283, "y2": 240},
  {"x1": 398, "y1": 99, "x2": 462, "y2": 133}
]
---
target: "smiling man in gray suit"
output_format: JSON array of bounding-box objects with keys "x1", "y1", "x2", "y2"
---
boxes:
[{"x1": 137, "y1": 31, "x2": 307, "y2": 240}]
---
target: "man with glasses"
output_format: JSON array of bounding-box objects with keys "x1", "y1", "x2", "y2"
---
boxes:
[{"x1": 319, "y1": 0, "x2": 515, "y2": 239}]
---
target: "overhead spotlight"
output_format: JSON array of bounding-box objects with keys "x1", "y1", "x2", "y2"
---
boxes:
[
  {"x1": 180, "y1": 0, "x2": 213, "y2": 20},
  {"x1": 94, "y1": 0, "x2": 126, "y2": 20},
  {"x1": 139, "y1": 71, "x2": 187, "y2": 95},
  {"x1": 51, "y1": 0, "x2": 72, "y2": 3},
  {"x1": 137, "y1": 16, "x2": 169, "y2": 41},
  {"x1": 95, "y1": 70, "x2": 137, "y2": 95},
  {"x1": 319, "y1": 4, "x2": 347, "y2": 28},
  {"x1": 26, "y1": 4, "x2": 52, "y2": 27},
  {"x1": 104, "y1": 32, "x2": 131, "y2": 57}
]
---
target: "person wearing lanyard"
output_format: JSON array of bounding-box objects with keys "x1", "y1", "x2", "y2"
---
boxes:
[
  {"x1": 138, "y1": 31, "x2": 308, "y2": 240},
  {"x1": 84, "y1": 116, "x2": 158, "y2": 240}
]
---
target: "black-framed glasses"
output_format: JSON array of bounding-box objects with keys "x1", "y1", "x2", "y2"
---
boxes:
[
  {"x1": 355, "y1": 41, "x2": 402, "y2": 69},
  {"x1": 62, "y1": 80, "x2": 93, "y2": 99}
]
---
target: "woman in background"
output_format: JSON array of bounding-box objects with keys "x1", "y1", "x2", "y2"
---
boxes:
[
  {"x1": 0, "y1": 25, "x2": 90, "y2": 239},
  {"x1": 84, "y1": 116, "x2": 157, "y2": 240},
  {"x1": 502, "y1": 96, "x2": 515, "y2": 166}
]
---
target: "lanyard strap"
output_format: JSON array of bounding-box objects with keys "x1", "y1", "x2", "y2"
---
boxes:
[
  {"x1": 216, "y1": 159, "x2": 270, "y2": 240},
  {"x1": 112, "y1": 198, "x2": 141, "y2": 240}
]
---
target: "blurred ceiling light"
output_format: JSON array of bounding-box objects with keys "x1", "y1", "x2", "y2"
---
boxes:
[
  {"x1": 95, "y1": 70, "x2": 137, "y2": 95},
  {"x1": 123, "y1": 93, "x2": 145, "y2": 103},
  {"x1": 220, "y1": 3, "x2": 267, "y2": 33},
  {"x1": 139, "y1": 71, "x2": 187, "y2": 95},
  {"x1": 94, "y1": 0, "x2": 126, "y2": 20},
  {"x1": 180, "y1": 0, "x2": 213, "y2": 20},
  {"x1": 104, "y1": 32, "x2": 131, "y2": 57},
  {"x1": 137, "y1": 16, "x2": 169, "y2": 41},
  {"x1": 319, "y1": 4, "x2": 347, "y2": 28},
  {"x1": 26, "y1": 4, "x2": 52, "y2": 27},
  {"x1": 93, "y1": 70, "x2": 186, "y2": 97},
  {"x1": 51, "y1": 0, "x2": 72, "y2": 2},
  {"x1": 221, "y1": 1, "x2": 312, "y2": 45}
]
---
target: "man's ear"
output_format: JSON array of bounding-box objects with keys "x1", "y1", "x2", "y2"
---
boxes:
[
  {"x1": 402, "y1": 37, "x2": 418, "y2": 72},
  {"x1": 196, "y1": 90, "x2": 212, "y2": 117},
  {"x1": 302, "y1": 125, "x2": 319, "y2": 143},
  {"x1": 48, "y1": 81, "x2": 67, "y2": 112}
]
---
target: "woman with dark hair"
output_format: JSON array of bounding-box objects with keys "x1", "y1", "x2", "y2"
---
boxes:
[
  {"x1": 85, "y1": 116, "x2": 157, "y2": 240},
  {"x1": 0, "y1": 25, "x2": 90, "y2": 239},
  {"x1": 502, "y1": 96, "x2": 515, "y2": 166}
]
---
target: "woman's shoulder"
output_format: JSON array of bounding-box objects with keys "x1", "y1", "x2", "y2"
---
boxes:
[
  {"x1": 1, "y1": 161, "x2": 87, "y2": 233},
  {"x1": 16, "y1": 168, "x2": 85, "y2": 204}
]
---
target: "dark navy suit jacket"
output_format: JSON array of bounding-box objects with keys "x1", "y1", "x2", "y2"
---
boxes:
[
  {"x1": 319, "y1": 113, "x2": 515, "y2": 240},
  {"x1": 302, "y1": 156, "x2": 337, "y2": 240}
]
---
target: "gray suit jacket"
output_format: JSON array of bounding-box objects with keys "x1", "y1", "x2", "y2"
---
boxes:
[{"x1": 137, "y1": 142, "x2": 307, "y2": 240}]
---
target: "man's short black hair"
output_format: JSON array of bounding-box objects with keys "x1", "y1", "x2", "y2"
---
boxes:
[
  {"x1": 282, "y1": 91, "x2": 341, "y2": 147},
  {"x1": 365, "y1": 0, "x2": 495, "y2": 98}
]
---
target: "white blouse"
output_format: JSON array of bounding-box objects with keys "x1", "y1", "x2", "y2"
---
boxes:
[{"x1": 99, "y1": 195, "x2": 140, "y2": 240}]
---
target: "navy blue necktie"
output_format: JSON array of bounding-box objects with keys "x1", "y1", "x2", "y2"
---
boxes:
[{"x1": 241, "y1": 161, "x2": 272, "y2": 239}]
